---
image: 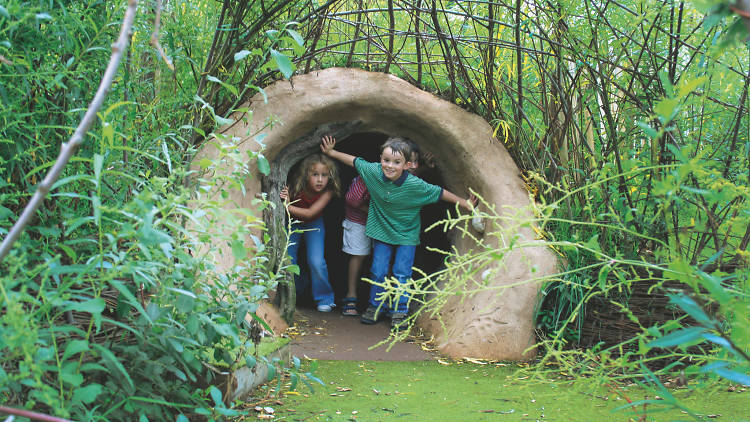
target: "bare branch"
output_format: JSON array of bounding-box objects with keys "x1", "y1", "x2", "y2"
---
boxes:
[
  {"x1": 0, "y1": 406, "x2": 73, "y2": 422},
  {"x1": 150, "y1": 0, "x2": 175, "y2": 71}
]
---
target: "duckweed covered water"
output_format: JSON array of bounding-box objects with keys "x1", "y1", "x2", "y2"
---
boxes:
[{"x1": 253, "y1": 360, "x2": 749, "y2": 421}]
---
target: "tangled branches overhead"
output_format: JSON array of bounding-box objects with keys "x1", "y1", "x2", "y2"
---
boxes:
[
  {"x1": 196, "y1": 0, "x2": 747, "y2": 267},
  {"x1": 287, "y1": 1, "x2": 743, "y2": 170},
  {"x1": 268, "y1": 0, "x2": 747, "y2": 266}
]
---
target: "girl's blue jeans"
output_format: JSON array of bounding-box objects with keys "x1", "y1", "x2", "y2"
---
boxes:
[
  {"x1": 369, "y1": 240, "x2": 416, "y2": 314},
  {"x1": 287, "y1": 217, "x2": 335, "y2": 307}
]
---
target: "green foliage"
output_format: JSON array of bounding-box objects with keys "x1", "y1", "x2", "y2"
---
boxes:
[
  {"x1": 0, "y1": 129, "x2": 285, "y2": 419},
  {"x1": 648, "y1": 287, "x2": 750, "y2": 387},
  {"x1": 0, "y1": 1, "x2": 115, "y2": 199},
  {"x1": 0, "y1": 0, "x2": 313, "y2": 419},
  {"x1": 529, "y1": 148, "x2": 749, "y2": 389}
]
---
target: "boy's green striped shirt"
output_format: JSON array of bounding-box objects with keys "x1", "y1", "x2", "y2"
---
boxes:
[{"x1": 354, "y1": 157, "x2": 442, "y2": 245}]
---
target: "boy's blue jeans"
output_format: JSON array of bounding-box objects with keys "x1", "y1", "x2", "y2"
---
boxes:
[
  {"x1": 369, "y1": 240, "x2": 416, "y2": 314},
  {"x1": 287, "y1": 217, "x2": 335, "y2": 307}
]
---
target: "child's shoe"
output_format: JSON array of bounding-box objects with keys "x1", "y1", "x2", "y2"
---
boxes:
[
  {"x1": 360, "y1": 306, "x2": 383, "y2": 324},
  {"x1": 341, "y1": 297, "x2": 359, "y2": 316},
  {"x1": 317, "y1": 303, "x2": 335, "y2": 312},
  {"x1": 390, "y1": 312, "x2": 408, "y2": 331}
]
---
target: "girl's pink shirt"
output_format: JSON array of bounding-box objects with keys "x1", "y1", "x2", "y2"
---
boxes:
[{"x1": 292, "y1": 190, "x2": 324, "y2": 222}]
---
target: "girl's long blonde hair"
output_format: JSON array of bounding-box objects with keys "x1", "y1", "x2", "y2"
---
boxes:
[{"x1": 289, "y1": 153, "x2": 341, "y2": 199}]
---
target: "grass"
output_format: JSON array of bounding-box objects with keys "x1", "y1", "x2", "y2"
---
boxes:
[{"x1": 245, "y1": 360, "x2": 749, "y2": 421}]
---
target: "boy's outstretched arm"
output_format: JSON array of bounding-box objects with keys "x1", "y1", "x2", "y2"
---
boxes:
[
  {"x1": 321, "y1": 135, "x2": 356, "y2": 167},
  {"x1": 441, "y1": 190, "x2": 477, "y2": 213}
]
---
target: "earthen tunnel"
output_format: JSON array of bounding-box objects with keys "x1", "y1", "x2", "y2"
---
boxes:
[{"x1": 198, "y1": 68, "x2": 557, "y2": 360}]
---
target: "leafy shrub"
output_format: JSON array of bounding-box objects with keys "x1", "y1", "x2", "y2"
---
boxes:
[
  {"x1": 0, "y1": 0, "x2": 310, "y2": 419},
  {"x1": 0, "y1": 125, "x2": 290, "y2": 419}
]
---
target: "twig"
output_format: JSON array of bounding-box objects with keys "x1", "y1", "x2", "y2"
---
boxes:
[
  {"x1": 0, "y1": 0, "x2": 139, "y2": 262},
  {"x1": 150, "y1": 0, "x2": 175, "y2": 71},
  {"x1": 515, "y1": 0, "x2": 522, "y2": 125},
  {"x1": 0, "y1": 406, "x2": 73, "y2": 422},
  {"x1": 384, "y1": 0, "x2": 395, "y2": 73}
]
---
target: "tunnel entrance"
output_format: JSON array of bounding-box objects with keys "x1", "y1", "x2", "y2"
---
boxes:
[
  {"x1": 286, "y1": 131, "x2": 452, "y2": 311},
  {"x1": 199, "y1": 68, "x2": 558, "y2": 360}
]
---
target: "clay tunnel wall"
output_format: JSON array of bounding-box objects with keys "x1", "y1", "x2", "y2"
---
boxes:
[{"x1": 195, "y1": 68, "x2": 558, "y2": 360}]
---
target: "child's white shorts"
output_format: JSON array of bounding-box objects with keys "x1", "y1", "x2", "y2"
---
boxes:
[{"x1": 342, "y1": 219, "x2": 371, "y2": 256}]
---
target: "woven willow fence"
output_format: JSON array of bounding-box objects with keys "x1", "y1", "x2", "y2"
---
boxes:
[{"x1": 202, "y1": 0, "x2": 747, "y2": 190}]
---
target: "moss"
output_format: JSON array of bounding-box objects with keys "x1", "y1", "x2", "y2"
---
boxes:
[{"x1": 254, "y1": 336, "x2": 290, "y2": 358}]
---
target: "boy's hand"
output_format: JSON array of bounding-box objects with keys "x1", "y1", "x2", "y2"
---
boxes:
[
  {"x1": 468, "y1": 193, "x2": 478, "y2": 211},
  {"x1": 320, "y1": 135, "x2": 336, "y2": 155},
  {"x1": 459, "y1": 193, "x2": 478, "y2": 213},
  {"x1": 469, "y1": 193, "x2": 485, "y2": 232}
]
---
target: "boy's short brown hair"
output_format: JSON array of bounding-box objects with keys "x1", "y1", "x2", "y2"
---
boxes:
[{"x1": 380, "y1": 137, "x2": 413, "y2": 162}]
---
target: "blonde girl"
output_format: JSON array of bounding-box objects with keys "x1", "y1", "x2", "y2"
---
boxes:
[{"x1": 280, "y1": 153, "x2": 341, "y2": 312}]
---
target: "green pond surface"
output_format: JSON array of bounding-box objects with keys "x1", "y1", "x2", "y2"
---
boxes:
[{"x1": 251, "y1": 360, "x2": 749, "y2": 421}]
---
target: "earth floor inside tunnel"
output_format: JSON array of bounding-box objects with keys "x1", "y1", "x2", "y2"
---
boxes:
[{"x1": 288, "y1": 306, "x2": 436, "y2": 361}]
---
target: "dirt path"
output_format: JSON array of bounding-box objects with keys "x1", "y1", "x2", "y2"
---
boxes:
[{"x1": 287, "y1": 307, "x2": 435, "y2": 361}]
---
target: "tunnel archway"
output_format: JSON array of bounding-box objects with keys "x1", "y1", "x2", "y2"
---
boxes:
[{"x1": 198, "y1": 68, "x2": 557, "y2": 360}]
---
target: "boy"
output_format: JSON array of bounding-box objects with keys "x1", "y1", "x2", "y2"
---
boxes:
[
  {"x1": 339, "y1": 140, "x2": 435, "y2": 317},
  {"x1": 321, "y1": 135, "x2": 476, "y2": 330}
]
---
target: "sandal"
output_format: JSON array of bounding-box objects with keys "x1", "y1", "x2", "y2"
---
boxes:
[
  {"x1": 360, "y1": 305, "x2": 382, "y2": 324},
  {"x1": 390, "y1": 312, "x2": 408, "y2": 331},
  {"x1": 341, "y1": 297, "x2": 359, "y2": 316}
]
